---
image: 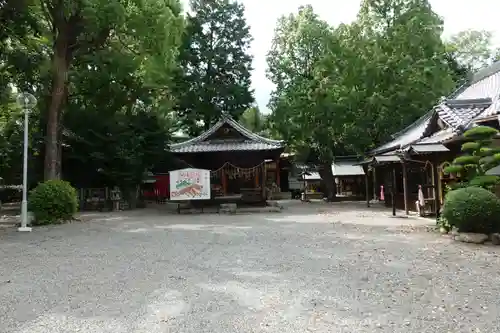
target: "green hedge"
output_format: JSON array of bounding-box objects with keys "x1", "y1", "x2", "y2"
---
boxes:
[
  {"x1": 29, "y1": 180, "x2": 78, "y2": 225},
  {"x1": 442, "y1": 186, "x2": 500, "y2": 234}
]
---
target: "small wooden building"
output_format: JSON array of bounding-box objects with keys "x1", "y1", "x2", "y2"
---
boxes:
[
  {"x1": 276, "y1": 155, "x2": 366, "y2": 199},
  {"x1": 168, "y1": 115, "x2": 285, "y2": 204},
  {"x1": 365, "y1": 61, "x2": 500, "y2": 216},
  {"x1": 332, "y1": 157, "x2": 366, "y2": 197}
]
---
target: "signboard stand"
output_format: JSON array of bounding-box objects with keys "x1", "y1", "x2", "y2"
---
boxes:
[{"x1": 169, "y1": 168, "x2": 211, "y2": 201}]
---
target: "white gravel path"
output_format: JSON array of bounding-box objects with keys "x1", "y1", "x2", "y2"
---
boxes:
[{"x1": 1, "y1": 202, "x2": 499, "y2": 332}]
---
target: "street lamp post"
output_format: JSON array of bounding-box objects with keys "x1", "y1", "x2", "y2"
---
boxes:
[{"x1": 16, "y1": 92, "x2": 37, "y2": 232}]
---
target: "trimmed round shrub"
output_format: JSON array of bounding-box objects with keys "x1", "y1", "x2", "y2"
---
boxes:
[
  {"x1": 464, "y1": 125, "x2": 499, "y2": 140},
  {"x1": 442, "y1": 186, "x2": 500, "y2": 234},
  {"x1": 461, "y1": 141, "x2": 480, "y2": 152},
  {"x1": 29, "y1": 180, "x2": 78, "y2": 225}
]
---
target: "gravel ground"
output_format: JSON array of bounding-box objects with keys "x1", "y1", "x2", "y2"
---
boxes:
[{"x1": 1, "y1": 202, "x2": 500, "y2": 332}]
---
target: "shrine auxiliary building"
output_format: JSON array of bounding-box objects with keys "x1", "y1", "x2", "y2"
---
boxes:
[
  {"x1": 363, "y1": 61, "x2": 500, "y2": 216},
  {"x1": 167, "y1": 115, "x2": 285, "y2": 204}
]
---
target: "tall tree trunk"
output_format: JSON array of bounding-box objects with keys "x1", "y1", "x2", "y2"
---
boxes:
[
  {"x1": 44, "y1": 37, "x2": 70, "y2": 180},
  {"x1": 319, "y1": 162, "x2": 336, "y2": 201}
]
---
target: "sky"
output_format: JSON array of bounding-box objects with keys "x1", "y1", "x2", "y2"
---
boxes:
[{"x1": 182, "y1": 0, "x2": 500, "y2": 114}]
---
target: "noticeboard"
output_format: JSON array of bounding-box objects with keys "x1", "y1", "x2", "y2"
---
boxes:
[{"x1": 169, "y1": 168, "x2": 211, "y2": 200}]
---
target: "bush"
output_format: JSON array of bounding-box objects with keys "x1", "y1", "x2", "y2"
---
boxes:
[
  {"x1": 442, "y1": 186, "x2": 500, "y2": 234},
  {"x1": 29, "y1": 180, "x2": 78, "y2": 225}
]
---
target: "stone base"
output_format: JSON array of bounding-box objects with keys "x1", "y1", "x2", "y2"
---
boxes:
[
  {"x1": 266, "y1": 200, "x2": 284, "y2": 210},
  {"x1": 454, "y1": 233, "x2": 488, "y2": 244},
  {"x1": 18, "y1": 226, "x2": 32, "y2": 232},
  {"x1": 490, "y1": 233, "x2": 500, "y2": 245},
  {"x1": 219, "y1": 203, "x2": 237, "y2": 214},
  {"x1": 272, "y1": 192, "x2": 292, "y2": 200}
]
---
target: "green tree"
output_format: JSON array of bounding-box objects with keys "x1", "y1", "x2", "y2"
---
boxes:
[
  {"x1": 0, "y1": 0, "x2": 184, "y2": 204},
  {"x1": 267, "y1": 5, "x2": 341, "y2": 199},
  {"x1": 445, "y1": 50, "x2": 472, "y2": 86},
  {"x1": 446, "y1": 29, "x2": 500, "y2": 72},
  {"x1": 59, "y1": 22, "x2": 178, "y2": 207},
  {"x1": 267, "y1": 1, "x2": 455, "y2": 200},
  {"x1": 357, "y1": 0, "x2": 454, "y2": 145},
  {"x1": 174, "y1": 0, "x2": 254, "y2": 136},
  {"x1": 239, "y1": 106, "x2": 265, "y2": 133},
  {"x1": 10, "y1": 0, "x2": 184, "y2": 180}
]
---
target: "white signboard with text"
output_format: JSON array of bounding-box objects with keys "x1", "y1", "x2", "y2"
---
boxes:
[{"x1": 169, "y1": 168, "x2": 211, "y2": 200}]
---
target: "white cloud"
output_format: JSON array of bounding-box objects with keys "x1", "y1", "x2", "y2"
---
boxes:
[{"x1": 181, "y1": 0, "x2": 500, "y2": 114}]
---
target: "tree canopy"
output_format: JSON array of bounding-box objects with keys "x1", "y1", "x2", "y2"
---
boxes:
[
  {"x1": 173, "y1": 0, "x2": 254, "y2": 136},
  {"x1": 266, "y1": 0, "x2": 457, "y2": 199},
  {"x1": 0, "y1": 0, "x2": 185, "y2": 194},
  {"x1": 446, "y1": 29, "x2": 500, "y2": 72}
]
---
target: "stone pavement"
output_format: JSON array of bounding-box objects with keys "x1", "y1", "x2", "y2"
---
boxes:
[{"x1": 1, "y1": 201, "x2": 499, "y2": 332}]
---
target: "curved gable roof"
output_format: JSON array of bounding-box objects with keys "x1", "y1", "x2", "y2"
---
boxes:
[{"x1": 169, "y1": 115, "x2": 284, "y2": 153}]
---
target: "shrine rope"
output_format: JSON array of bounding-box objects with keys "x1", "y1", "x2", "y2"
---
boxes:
[
  {"x1": 210, "y1": 161, "x2": 266, "y2": 176},
  {"x1": 174, "y1": 160, "x2": 267, "y2": 177}
]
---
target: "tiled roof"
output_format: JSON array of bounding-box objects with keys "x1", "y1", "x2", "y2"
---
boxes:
[
  {"x1": 486, "y1": 165, "x2": 500, "y2": 176},
  {"x1": 453, "y1": 64, "x2": 500, "y2": 119},
  {"x1": 332, "y1": 161, "x2": 365, "y2": 176},
  {"x1": 437, "y1": 98, "x2": 492, "y2": 128},
  {"x1": 170, "y1": 141, "x2": 282, "y2": 153},
  {"x1": 406, "y1": 143, "x2": 449, "y2": 153},
  {"x1": 417, "y1": 128, "x2": 456, "y2": 144},
  {"x1": 371, "y1": 61, "x2": 500, "y2": 154},
  {"x1": 370, "y1": 111, "x2": 434, "y2": 154},
  {"x1": 414, "y1": 99, "x2": 492, "y2": 145},
  {"x1": 374, "y1": 154, "x2": 401, "y2": 163},
  {"x1": 169, "y1": 115, "x2": 284, "y2": 153},
  {"x1": 303, "y1": 172, "x2": 321, "y2": 180}
]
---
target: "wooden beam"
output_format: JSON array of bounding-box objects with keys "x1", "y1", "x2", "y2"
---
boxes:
[{"x1": 402, "y1": 162, "x2": 409, "y2": 215}]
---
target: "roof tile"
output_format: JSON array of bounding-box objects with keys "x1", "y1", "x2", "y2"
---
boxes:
[
  {"x1": 171, "y1": 141, "x2": 282, "y2": 153},
  {"x1": 170, "y1": 116, "x2": 284, "y2": 153}
]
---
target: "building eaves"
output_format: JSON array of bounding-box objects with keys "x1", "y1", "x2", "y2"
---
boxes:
[
  {"x1": 370, "y1": 110, "x2": 434, "y2": 155},
  {"x1": 169, "y1": 115, "x2": 284, "y2": 153},
  {"x1": 169, "y1": 141, "x2": 283, "y2": 153},
  {"x1": 331, "y1": 161, "x2": 365, "y2": 176}
]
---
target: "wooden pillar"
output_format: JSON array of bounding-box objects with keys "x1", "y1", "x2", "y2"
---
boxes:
[
  {"x1": 432, "y1": 161, "x2": 440, "y2": 218},
  {"x1": 391, "y1": 167, "x2": 397, "y2": 216},
  {"x1": 222, "y1": 169, "x2": 227, "y2": 195},
  {"x1": 276, "y1": 159, "x2": 280, "y2": 188},
  {"x1": 402, "y1": 162, "x2": 409, "y2": 215},
  {"x1": 255, "y1": 168, "x2": 259, "y2": 188},
  {"x1": 262, "y1": 163, "x2": 266, "y2": 199},
  {"x1": 372, "y1": 167, "x2": 377, "y2": 200},
  {"x1": 365, "y1": 168, "x2": 370, "y2": 207}
]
